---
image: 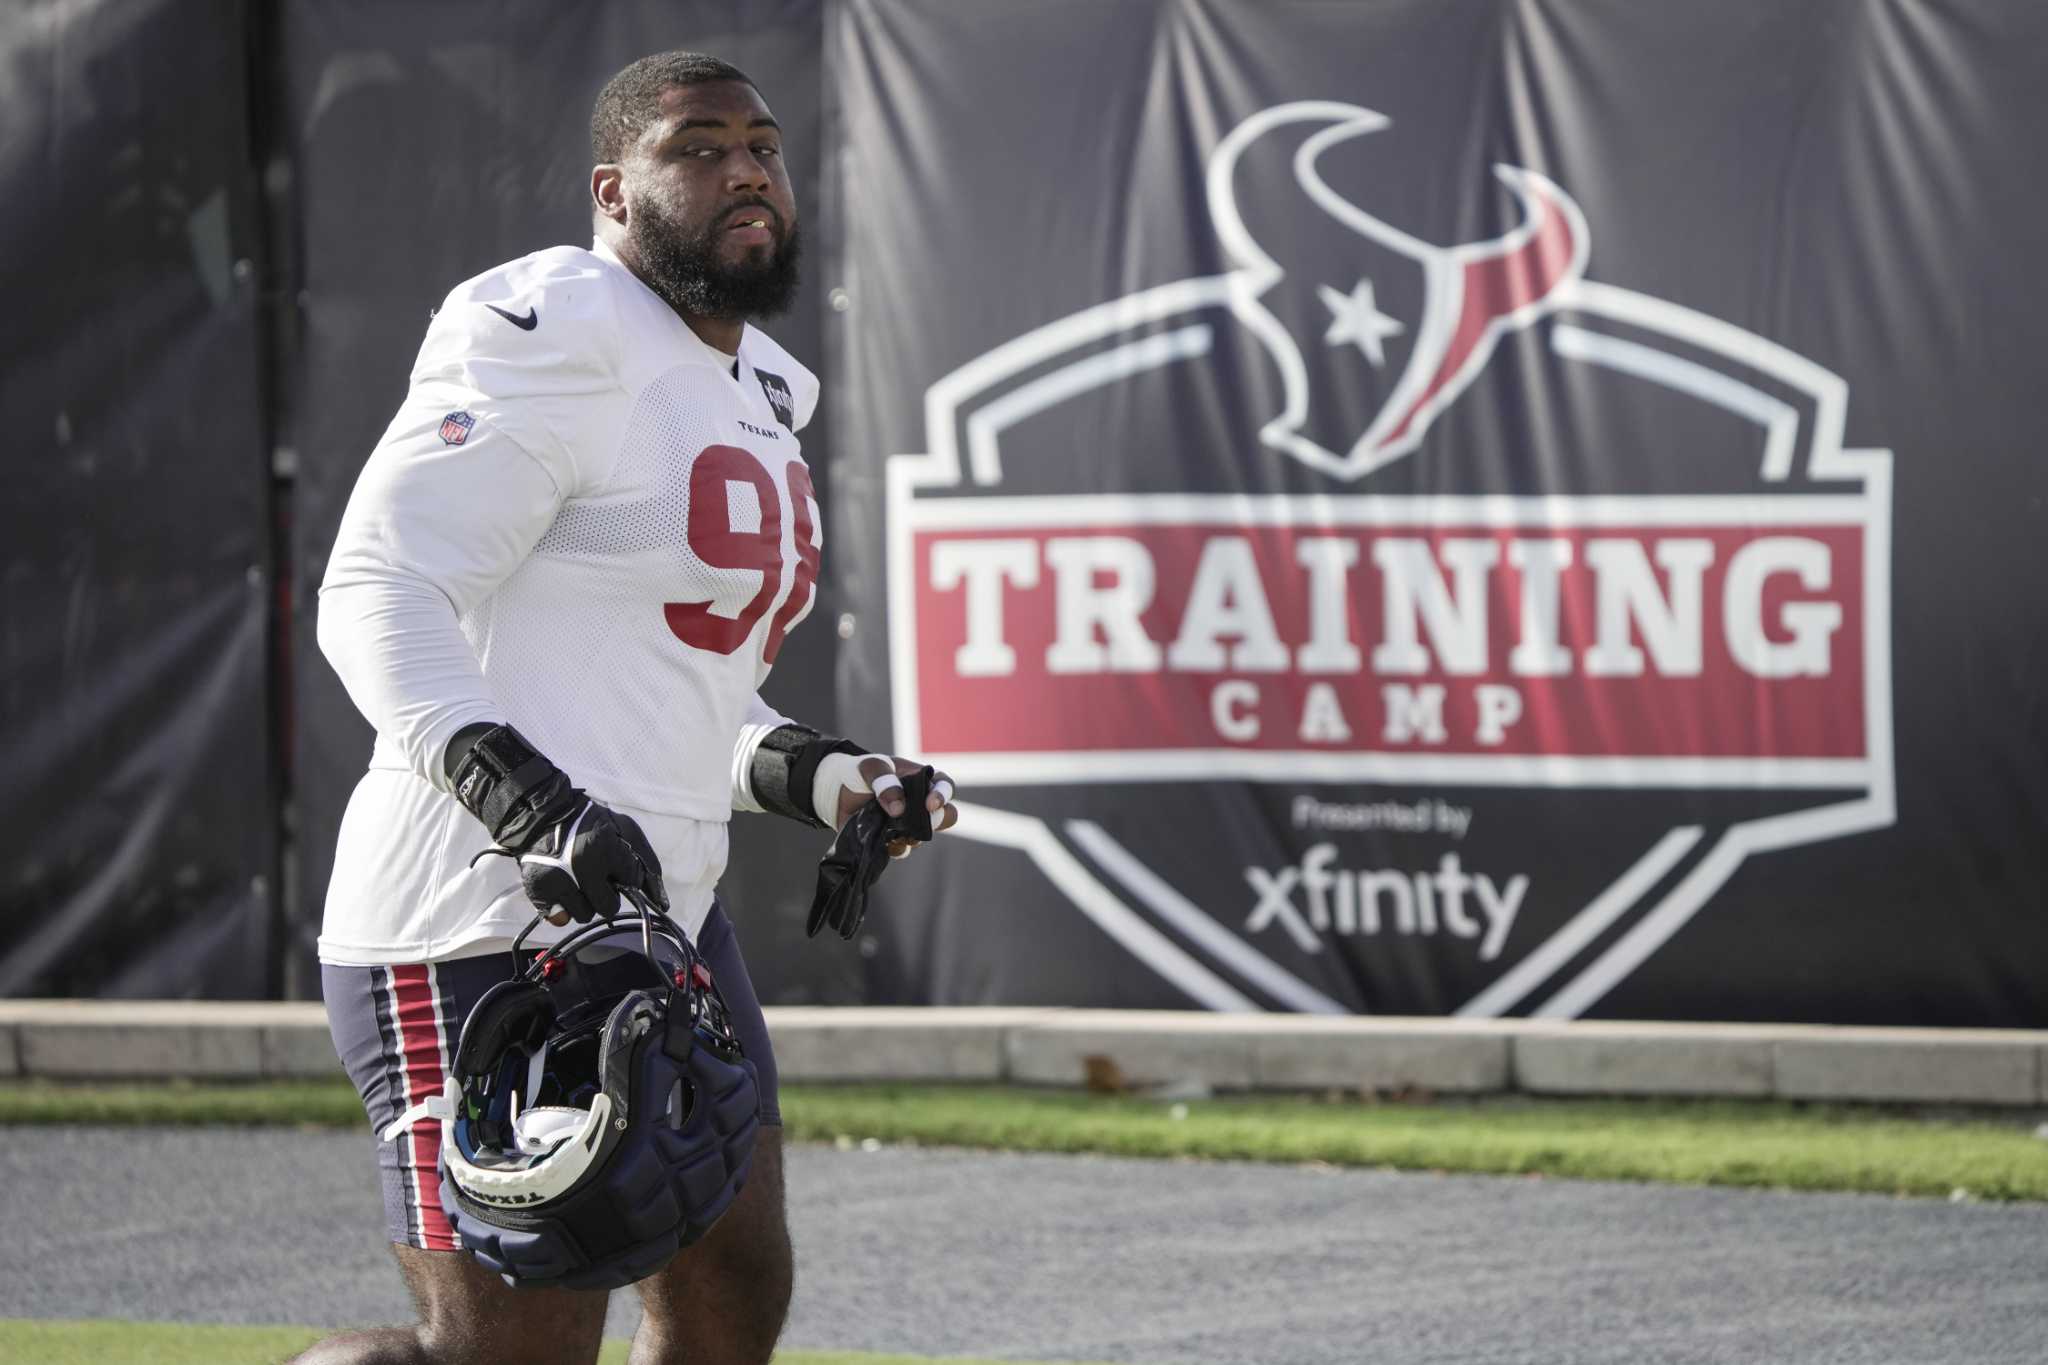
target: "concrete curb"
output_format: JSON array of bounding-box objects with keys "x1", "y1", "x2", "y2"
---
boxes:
[
  {"x1": 768, "y1": 1007, "x2": 1064, "y2": 1082},
  {"x1": 0, "y1": 1002, "x2": 2042, "y2": 1106}
]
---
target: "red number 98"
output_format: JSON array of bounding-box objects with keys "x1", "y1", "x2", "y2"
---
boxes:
[{"x1": 662, "y1": 444, "x2": 818, "y2": 665}]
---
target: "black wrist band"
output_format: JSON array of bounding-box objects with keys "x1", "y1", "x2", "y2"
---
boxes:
[
  {"x1": 443, "y1": 722, "x2": 497, "y2": 782},
  {"x1": 751, "y1": 724, "x2": 862, "y2": 828},
  {"x1": 450, "y1": 723, "x2": 571, "y2": 844}
]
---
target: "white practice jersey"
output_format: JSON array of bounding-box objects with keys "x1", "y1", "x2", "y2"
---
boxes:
[{"x1": 317, "y1": 240, "x2": 821, "y2": 963}]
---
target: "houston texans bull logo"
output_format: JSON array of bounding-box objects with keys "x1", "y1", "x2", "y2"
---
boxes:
[
  {"x1": 884, "y1": 101, "x2": 1894, "y2": 1019},
  {"x1": 1207, "y1": 102, "x2": 1587, "y2": 480}
]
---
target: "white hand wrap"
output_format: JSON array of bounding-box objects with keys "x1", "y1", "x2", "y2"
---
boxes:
[{"x1": 811, "y1": 752, "x2": 896, "y2": 828}]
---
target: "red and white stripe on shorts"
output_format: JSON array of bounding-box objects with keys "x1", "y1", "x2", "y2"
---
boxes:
[{"x1": 381, "y1": 962, "x2": 459, "y2": 1251}]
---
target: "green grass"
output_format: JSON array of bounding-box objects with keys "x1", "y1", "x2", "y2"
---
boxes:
[
  {"x1": 0, "y1": 1320, "x2": 323, "y2": 1364},
  {"x1": 5, "y1": 1078, "x2": 2045, "y2": 1200},
  {"x1": 786, "y1": 1084, "x2": 2048, "y2": 1201},
  {"x1": 0, "y1": 1078, "x2": 367, "y2": 1127},
  {"x1": 0, "y1": 1320, "x2": 1080, "y2": 1365}
]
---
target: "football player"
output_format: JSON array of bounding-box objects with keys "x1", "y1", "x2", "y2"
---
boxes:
[{"x1": 295, "y1": 51, "x2": 956, "y2": 1365}]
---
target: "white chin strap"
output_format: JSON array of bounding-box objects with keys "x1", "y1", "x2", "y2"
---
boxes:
[
  {"x1": 381, "y1": 1040, "x2": 556, "y2": 1145},
  {"x1": 381, "y1": 1075, "x2": 461, "y2": 1143}
]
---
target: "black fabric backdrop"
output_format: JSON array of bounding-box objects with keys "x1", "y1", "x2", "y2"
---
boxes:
[
  {"x1": 0, "y1": 0, "x2": 277, "y2": 998},
  {"x1": 5, "y1": 1, "x2": 2044, "y2": 1021}
]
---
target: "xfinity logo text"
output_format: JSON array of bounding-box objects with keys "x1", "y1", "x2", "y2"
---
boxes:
[{"x1": 1245, "y1": 846, "x2": 1526, "y2": 961}]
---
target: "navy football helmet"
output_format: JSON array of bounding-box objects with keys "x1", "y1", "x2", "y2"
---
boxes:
[{"x1": 383, "y1": 894, "x2": 759, "y2": 1289}]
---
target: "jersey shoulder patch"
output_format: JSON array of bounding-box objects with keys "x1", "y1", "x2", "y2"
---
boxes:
[
  {"x1": 404, "y1": 247, "x2": 629, "y2": 492},
  {"x1": 738, "y1": 326, "x2": 821, "y2": 434}
]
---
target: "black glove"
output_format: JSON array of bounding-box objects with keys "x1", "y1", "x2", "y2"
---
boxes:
[
  {"x1": 447, "y1": 723, "x2": 669, "y2": 923},
  {"x1": 807, "y1": 766, "x2": 934, "y2": 940}
]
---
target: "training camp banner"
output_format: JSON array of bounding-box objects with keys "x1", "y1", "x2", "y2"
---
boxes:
[{"x1": 824, "y1": 0, "x2": 2048, "y2": 1024}]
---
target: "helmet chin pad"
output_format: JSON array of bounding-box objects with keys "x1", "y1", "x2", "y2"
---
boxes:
[{"x1": 512, "y1": 1105, "x2": 589, "y2": 1155}]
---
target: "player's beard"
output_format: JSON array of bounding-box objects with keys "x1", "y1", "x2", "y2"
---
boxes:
[{"x1": 629, "y1": 190, "x2": 803, "y2": 321}]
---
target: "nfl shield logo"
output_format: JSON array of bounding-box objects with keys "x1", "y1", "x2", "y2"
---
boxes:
[{"x1": 439, "y1": 410, "x2": 476, "y2": 445}]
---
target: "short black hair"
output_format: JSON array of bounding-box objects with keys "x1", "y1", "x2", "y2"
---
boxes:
[{"x1": 590, "y1": 51, "x2": 757, "y2": 163}]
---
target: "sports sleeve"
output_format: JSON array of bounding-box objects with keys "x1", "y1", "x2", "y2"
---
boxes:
[
  {"x1": 319, "y1": 255, "x2": 622, "y2": 790},
  {"x1": 729, "y1": 693, "x2": 796, "y2": 813},
  {"x1": 317, "y1": 379, "x2": 572, "y2": 790}
]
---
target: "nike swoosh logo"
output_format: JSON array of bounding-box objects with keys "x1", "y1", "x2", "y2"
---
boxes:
[{"x1": 485, "y1": 304, "x2": 538, "y2": 331}]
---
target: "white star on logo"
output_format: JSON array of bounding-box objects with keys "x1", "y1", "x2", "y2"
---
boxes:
[{"x1": 1318, "y1": 277, "x2": 1405, "y2": 368}]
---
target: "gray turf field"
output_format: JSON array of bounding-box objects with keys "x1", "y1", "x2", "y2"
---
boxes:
[{"x1": 3, "y1": 1126, "x2": 2045, "y2": 1364}]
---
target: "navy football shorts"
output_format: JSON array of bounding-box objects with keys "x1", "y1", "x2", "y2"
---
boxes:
[{"x1": 322, "y1": 902, "x2": 780, "y2": 1251}]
